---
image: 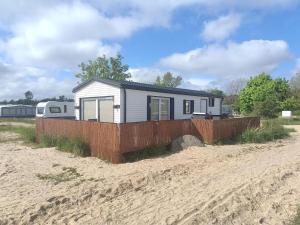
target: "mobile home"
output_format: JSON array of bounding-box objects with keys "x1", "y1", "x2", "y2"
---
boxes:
[
  {"x1": 0, "y1": 105, "x2": 36, "y2": 117},
  {"x1": 73, "y1": 78, "x2": 223, "y2": 123},
  {"x1": 36, "y1": 101, "x2": 75, "y2": 119}
]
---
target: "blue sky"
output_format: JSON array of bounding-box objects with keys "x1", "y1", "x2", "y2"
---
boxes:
[{"x1": 0, "y1": 0, "x2": 300, "y2": 100}]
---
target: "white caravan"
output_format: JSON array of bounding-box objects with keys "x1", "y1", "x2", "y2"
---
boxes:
[{"x1": 36, "y1": 101, "x2": 75, "y2": 119}]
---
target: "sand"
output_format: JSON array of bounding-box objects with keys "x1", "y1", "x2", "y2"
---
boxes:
[{"x1": 0, "y1": 126, "x2": 300, "y2": 225}]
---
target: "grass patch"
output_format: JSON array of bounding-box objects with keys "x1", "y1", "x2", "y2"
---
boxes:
[
  {"x1": 40, "y1": 135, "x2": 90, "y2": 157},
  {"x1": 289, "y1": 207, "x2": 300, "y2": 225},
  {"x1": 36, "y1": 167, "x2": 81, "y2": 185},
  {"x1": 0, "y1": 118, "x2": 34, "y2": 124},
  {"x1": 238, "y1": 120, "x2": 293, "y2": 144},
  {"x1": 0, "y1": 125, "x2": 36, "y2": 143},
  {"x1": 123, "y1": 144, "x2": 171, "y2": 162},
  {"x1": 274, "y1": 117, "x2": 300, "y2": 125}
]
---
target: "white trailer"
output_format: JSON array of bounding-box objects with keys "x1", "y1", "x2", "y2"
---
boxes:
[
  {"x1": 0, "y1": 105, "x2": 36, "y2": 117},
  {"x1": 36, "y1": 101, "x2": 75, "y2": 119}
]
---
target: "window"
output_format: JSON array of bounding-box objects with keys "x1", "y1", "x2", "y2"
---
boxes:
[
  {"x1": 64, "y1": 105, "x2": 67, "y2": 113},
  {"x1": 150, "y1": 97, "x2": 170, "y2": 121},
  {"x1": 209, "y1": 98, "x2": 215, "y2": 107},
  {"x1": 37, "y1": 107, "x2": 44, "y2": 114},
  {"x1": 98, "y1": 99, "x2": 114, "y2": 122},
  {"x1": 150, "y1": 98, "x2": 160, "y2": 120},
  {"x1": 49, "y1": 107, "x2": 61, "y2": 113},
  {"x1": 183, "y1": 100, "x2": 194, "y2": 114},
  {"x1": 82, "y1": 99, "x2": 96, "y2": 121},
  {"x1": 160, "y1": 99, "x2": 170, "y2": 120}
]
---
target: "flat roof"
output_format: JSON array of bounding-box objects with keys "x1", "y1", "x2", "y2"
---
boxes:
[{"x1": 72, "y1": 77, "x2": 221, "y2": 98}]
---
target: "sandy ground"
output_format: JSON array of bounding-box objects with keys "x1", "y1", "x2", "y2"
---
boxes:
[
  {"x1": 0, "y1": 122, "x2": 34, "y2": 128},
  {"x1": 0, "y1": 126, "x2": 300, "y2": 225}
]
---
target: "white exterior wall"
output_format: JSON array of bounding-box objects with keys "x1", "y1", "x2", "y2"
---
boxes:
[
  {"x1": 74, "y1": 82, "x2": 122, "y2": 123},
  {"x1": 124, "y1": 89, "x2": 222, "y2": 123}
]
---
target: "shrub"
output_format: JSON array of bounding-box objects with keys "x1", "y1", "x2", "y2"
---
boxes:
[
  {"x1": 280, "y1": 96, "x2": 300, "y2": 111},
  {"x1": 239, "y1": 120, "x2": 291, "y2": 143},
  {"x1": 18, "y1": 127, "x2": 36, "y2": 143},
  {"x1": 40, "y1": 135, "x2": 90, "y2": 157},
  {"x1": 253, "y1": 96, "x2": 280, "y2": 118}
]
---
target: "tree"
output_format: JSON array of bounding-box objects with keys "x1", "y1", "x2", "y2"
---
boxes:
[
  {"x1": 207, "y1": 88, "x2": 225, "y2": 97},
  {"x1": 253, "y1": 96, "x2": 280, "y2": 118},
  {"x1": 239, "y1": 73, "x2": 289, "y2": 116},
  {"x1": 59, "y1": 95, "x2": 66, "y2": 101},
  {"x1": 280, "y1": 96, "x2": 300, "y2": 111},
  {"x1": 225, "y1": 78, "x2": 247, "y2": 96},
  {"x1": 155, "y1": 72, "x2": 182, "y2": 88},
  {"x1": 24, "y1": 91, "x2": 33, "y2": 100},
  {"x1": 223, "y1": 79, "x2": 247, "y2": 114},
  {"x1": 290, "y1": 73, "x2": 300, "y2": 92},
  {"x1": 76, "y1": 54, "x2": 131, "y2": 82}
]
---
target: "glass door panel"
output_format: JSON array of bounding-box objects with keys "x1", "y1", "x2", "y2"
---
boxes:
[{"x1": 150, "y1": 98, "x2": 159, "y2": 121}]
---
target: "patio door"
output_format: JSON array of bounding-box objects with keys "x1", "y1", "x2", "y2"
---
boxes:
[
  {"x1": 150, "y1": 97, "x2": 170, "y2": 121},
  {"x1": 82, "y1": 99, "x2": 97, "y2": 121},
  {"x1": 200, "y1": 99, "x2": 207, "y2": 113},
  {"x1": 98, "y1": 99, "x2": 114, "y2": 122}
]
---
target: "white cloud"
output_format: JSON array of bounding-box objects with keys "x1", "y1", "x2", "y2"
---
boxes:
[
  {"x1": 129, "y1": 68, "x2": 165, "y2": 83},
  {"x1": 202, "y1": 14, "x2": 241, "y2": 42},
  {"x1": 0, "y1": 0, "x2": 298, "y2": 100},
  {"x1": 291, "y1": 58, "x2": 300, "y2": 76},
  {"x1": 0, "y1": 61, "x2": 75, "y2": 100},
  {"x1": 160, "y1": 40, "x2": 291, "y2": 79},
  {"x1": 3, "y1": 2, "x2": 124, "y2": 69}
]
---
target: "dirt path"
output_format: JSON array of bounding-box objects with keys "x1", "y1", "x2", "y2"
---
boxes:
[{"x1": 0, "y1": 126, "x2": 300, "y2": 225}]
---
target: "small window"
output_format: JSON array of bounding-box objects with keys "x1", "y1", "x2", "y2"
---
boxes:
[
  {"x1": 49, "y1": 107, "x2": 61, "y2": 113},
  {"x1": 64, "y1": 105, "x2": 67, "y2": 113},
  {"x1": 209, "y1": 98, "x2": 215, "y2": 107},
  {"x1": 183, "y1": 100, "x2": 193, "y2": 114},
  {"x1": 37, "y1": 107, "x2": 44, "y2": 114}
]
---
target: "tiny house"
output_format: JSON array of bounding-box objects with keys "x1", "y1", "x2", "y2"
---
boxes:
[
  {"x1": 73, "y1": 78, "x2": 223, "y2": 123},
  {"x1": 36, "y1": 101, "x2": 75, "y2": 119},
  {"x1": 0, "y1": 105, "x2": 36, "y2": 117}
]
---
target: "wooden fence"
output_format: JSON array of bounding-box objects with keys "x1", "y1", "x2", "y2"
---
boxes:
[
  {"x1": 36, "y1": 119, "x2": 121, "y2": 163},
  {"x1": 36, "y1": 117, "x2": 260, "y2": 163}
]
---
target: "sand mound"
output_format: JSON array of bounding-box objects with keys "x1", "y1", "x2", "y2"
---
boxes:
[{"x1": 171, "y1": 135, "x2": 204, "y2": 152}]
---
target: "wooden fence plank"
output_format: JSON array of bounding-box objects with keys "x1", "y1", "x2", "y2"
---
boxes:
[{"x1": 36, "y1": 117, "x2": 260, "y2": 163}]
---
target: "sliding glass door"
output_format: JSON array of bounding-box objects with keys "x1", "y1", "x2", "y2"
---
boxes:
[
  {"x1": 83, "y1": 99, "x2": 97, "y2": 121},
  {"x1": 150, "y1": 97, "x2": 170, "y2": 121},
  {"x1": 98, "y1": 99, "x2": 114, "y2": 122}
]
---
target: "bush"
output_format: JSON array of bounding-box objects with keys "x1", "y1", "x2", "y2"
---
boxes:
[
  {"x1": 40, "y1": 135, "x2": 90, "y2": 157},
  {"x1": 294, "y1": 110, "x2": 300, "y2": 116},
  {"x1": 281, "y1": 96, "x2": 300, "y2": 111},
  {"x1": 239, "y1": 120, "x2": 291, "y2": 143},
  {"x1": 18, "y1": 127, "x2": 36, "y2": 143},
  {"x1": 253, "y1": 96, "x2": 280, "y2": 118}
]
